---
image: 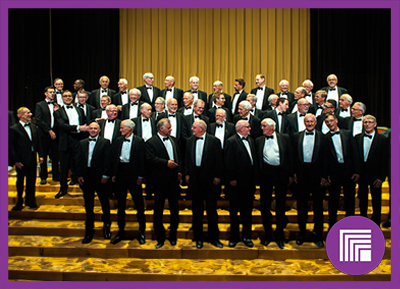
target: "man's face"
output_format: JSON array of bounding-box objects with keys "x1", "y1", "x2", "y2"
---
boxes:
[
  {"x1": 118, "y1": 81, "x2": 127, "y2": 92},
  {"x1": 234, "y1": 81, "x2": 242, "y2": 92},
  {"x1": 298, "y1": 100, "x2": 310, "y2": 114},
  {"x1": 129, "y1": 91, "x2": 140, "y2": 103},
  {"x1": 99, "y1": 77, "x2": 109, "y2": 89},
  {"x1": 215, "y1": 111, "x2": 226, "y2": 124},
  {"x1": 106, "y1": 106, "x2": 118, "y2": 120},
  {"x1": 323, "y1": 102, "x2": 335, "y2": 114},
  {"x1": 314, "y1": 93, "x2": 325, "y2": 105},
  {"x1": 191, "y1": 123, "x2": 204, "y2": 137},
  {"x1": 18, "y1": 108, "x2": 32, "y2": 123},
  {"x1": 100, "y1": 96, "x2": 111, "y2": 108},
  {"x1": 303, "y1": 82, "x2": 313, "y2": 94},
  {"x1": 339, "y1": 96, "x2": 350, "y2": 109},
  {"x1": 165, "y1": 78, "x2": 174, "y2": 88},
  {"x1": 73, "y1": 80, "x2": 82, "y2": 91},
  {"x1": 270, "y1": 97, "x2": 278, "y2": 107},
  {"x1": 45, "y1": 88, "x2": 55, "y2": 101},
  {"x1": 215, "y1": 95, "x2": 226, "y2": 107},
  {"x1": 325, "y1": 115, "x2": 338, "y2": 131},
  {"x1": 141, "y1": 106, "x2": 152, "y2": 118},
  {"x1": 159, "y1": 122, "x2": 172, "y2": 136},
  {"x1": 255, "y1": 75, "x2": 265, "y2": 87},
  {"x1": 238, "y1": 105, "x2": 248, "y2": 117},
  {"x1": 120, "y1": 123, "x2": 131, "y2": 137},
  {"x1": 54, "y1": 80, "x2": 63, "y2": 91},
  {"x1": 88, "y1": 123, "x2": 100, "y2": 138},
  {"x1": 62, "y1": 92, "x2": 73, "y2": 105},
  {"x1": 239, "y1": 122, "x2": 251, "y2": 137},
  {"x1": 77, "y1": 93, "x2": 88, "y2": 105},
  {"x1": 183, "y1": 95, "x2": 193, "y2": 107},
  {"x1": 327, "y1": 76, "x2": 338, "y2": 88},
  {"x1": 246, "y1": 96, "x2": 255, "y2": 107},
  {"x1": 190, "y1": 79, "x2": 199, "y2": 91},
  {"x1": 278, "y1": 100, "x2": 289, "y2": 112},
  {"x1": 304, "y1": 115, "x2": 317, "y2": 132},
  {"x1": 193, "y1": 102, "x2": 205, "y2": 115},
  {"x1": 363, "y1": 118, "x2": 377, "y2": 134},
  {"x1": 261, "y1": 122, "x2": 274, "y2": 136},
  {"x1": 144, "y1": 75, "x2": 154, "y2": 86},
  {"x1": 351, "y1": 104, "x2": 363, "y2": 118},
  {"x1": 167, "y1": 99, "x2": 178, "y2": 113},
  {"x1": 155, "y1": 100, "x2": 165, "y2": 113},
  {"x1": 294, "y1": 89, "x2": 304, "y2": 100},
  {"x1": 213, "y1": 83, "x2": 222, "y2": 93},
  {"x1": 279, "y1": 82, "x2": 289, "y2": 92}
]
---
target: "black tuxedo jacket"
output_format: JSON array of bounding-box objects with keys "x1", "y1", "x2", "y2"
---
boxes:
[
  {"x1": 145, "y1": 135, "x2": 181, "y2": 184},
  {"x1": 74, "y1": 103, "x2": 95, "y2": 122},
  {"x1": 166, "y1": 112, "x2": 185, "y2": 141},
  {"x1": 182, "y1": 114, "x2": 210, "y2": 139},
  {"x1": 184, "y1": 133, "x2": 223, "y2": 184},
  {"x1": 77, "y1": 136, "x2": 112, "y2": 178},
  {"x1": 264, "y1": 110, "x2": 289, "y2": 134},
  {"x1": 284, "y1": 111, "x2": 305, "y2": 136},
  {"x1": 120, "y1": 101, "x2": 144, "y2": 120},
  {"x1": 316, "y1": 114, "x2": 347, "y2": 132},
  {"x1": 35, "y1": 100, "x2": 58, "y2": 137},
  {"x1": 292, "y1": 130, "x2": 328, "y2": 181},
  {"x1": 224, "y1": 133, "x2": 258, "y2": 184},
  {"x1": 54, "y1": 106, "x2": 86, "y2": 151},
  {"x1": 344, "y1": 117, "x2": 365, "y2": 136},
  {"x1": 231, "y1": 91, "x2": 248, "y2": 115},
  {"x1": 72, "y1": 91, "x2": 91, "y2": 104},
  {"x1": 207, "y1": 106, "x2": 232, "y2": 123},
  {"x1": 232, "y1": 114, "x2": 262, "y2": 139},
  {"x1": 92, "y1": 108, "x2": 107, "y2": 120},
  {"x1": 132, "y1": 116, "x2": 157, "y2": 139},
  {"x1": 152, "y1": 111, "x2": 167, "y2": 122},
  {"x1": 309, "y1": 104, "x2": 324, "y2": 116},
  {"x1": 252, "y1": 108, "x2": 265, "y2": 120},
  {"x1": 207, "y1": 122, "x2": 235, "y2": 143},
  {"x1": 321, "y1": 86, "x2": 348, "y2": 101},
  {"x1": 334, "y1": 107, "x2": 351, "y2": 118},
  {"x1": 98, "y1": 119, "x2": 121, "y2": 143},
  {"x1": 112, "y1": 90, "x2": 130, "y2": 107},
  {"x1": 355, "y1": 132, "x2": 388, "y2": 182},
  {"x1": 89, "y1": 88, "x2": 116, "y2": 109},
  {"x1": 325, "y1": 129, "x2": 360, "y2": 180},
  {"x1": 9, "y1": 122, "x2": 43, "y2": 167},
  {"x1": 277, "y1": 91, "x2": 295, "y2": 106},
  {"x1": 250, "y1": 86, "x2": 275, "y2": 110},
  {"x1": 138, "y1": 85, "x2": 162, "y2": 109},
  {"x1": 161, "y1": 87, "x2": 184, "y2": 108},
  {"x1": 208, "y1": 92, "x2": 232, "y2": 112},
  {"x1": 185, "y1": 90, "x2": 208, "y2": 110},
  {"x1": 111, "y1": 135, "x2": 145, "y2": 178}
]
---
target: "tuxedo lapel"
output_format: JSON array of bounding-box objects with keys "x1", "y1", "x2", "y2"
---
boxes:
[
  {"x1": 298, "y1": 132, "x2": 305, "y2": 163},
  {"x1": 340, "y1": 131, "x2": 348, "y2": 160},
  {"x1": 312, "y1": 132, "x2": 321, "y2": 163},
  {"x1": 18, "y1": 123, "x2": 32, "y2": 142},
  {"x1": 276, "y1": 133, "x2": 285, "y2": 165}
]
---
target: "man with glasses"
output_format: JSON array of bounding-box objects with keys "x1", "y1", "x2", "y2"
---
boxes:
[
  {"x1": 321, "y1": 74, "x2": 348, "y2": 107},
  {"x1": 151, "y1": 97, "x2": 167, "y2": 121},
  {"x1": 121, "y1": 89, "x2": 144, "y2": 120},
  {"x1": 309, "y1": 90, "x2": 327, "y2": 117},
  {"x1": 347, "y1": 102, "x2": 367, "y2": 136},
  {"x1": 207, "y1": 93, "x2": 232, "y2": 123},
  {"x1": 335, "y1": 94, "x2": 353, "y2": 118},
  {"x1": 286, "y1": 97, "x2": 310, "y2": 136},
  {"x1": 137, "y1": 73, "x2": 162, "y2": 110}
]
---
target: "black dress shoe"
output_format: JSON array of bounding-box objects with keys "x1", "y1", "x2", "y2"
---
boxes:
[
  {"x1": 210, "y1": 240, "x2": 223, "y2": 248},
  {"x1": 110, "y1": 234, "x2": 124, "y2": 245},
  {"x1": 55, "y1": 190, "x2": 67, "y2": 199},
  {"x1": 314, "y1": 240, "x2": 324, "y2": 248},
  {"x1": 243, "y1": 238, "x2": 254, "y2": 248},
  {"x1": 169, "y1": 240, "x2": 177, "y2": 246},
  {"x1": 137, "y1": 232, "x2": 146, "y2": 245},
  {"x1": 40, "y1": 179, "x2": 47, "y2": 185},
  {"x1": 28, "y1": 204, "x2": 38, "y2": 210},
  {"x1": 11, "y1": 205, "x2": 23, "y2": 211},
  {"x1": 296, "y1": 235, "x2": 305, "y2": 246},
  {"x1": 82, "y1": 235, "x2": 93, "y2": 244},
  {"x1": 196, "y1": 241, "x2": 203, "y2": 249},
  {"x1": 103, "y1": 224, "x2": 111, "y2": 239},
  {"x1": 228, "y1": 241, "x2": 237, "y2": 248},
  {"x1": 69, "y1": 180, "x2": 77, "y2": 185},
  {"x1": 155, "y1": 241, "x2": 164, "y2": 249},
  {"x1": 261, "y1": 239, "x2": 271, "y2": 247},
  {"x1": 276, "y1": 240, "x2": 285, "y2": 249}
]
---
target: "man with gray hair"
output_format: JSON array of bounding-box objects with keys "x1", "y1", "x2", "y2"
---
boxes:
[
  {"x1": 182, "y1": 99, "x2": 210, "y2": 139},
  {"x1": 110, "y1": 119, "x2": 146, "y2": 245},
  {"x1": 137, "y1": 72, "x2": 162, "y2": 109},
  {"x1": 250, "y1": 74, "x2": 275, "y2": 110},
  {"x1": 89, "y1": 75, "x2": 116, "y2": 109},
  {"x1": 112, "y1": 78, "x2": 130, "y2": 111},
  {"x1": 92, "y1": 95, "x2": 111, "y2": 122},
  {"x1": 321, "y1": 74, "x2": 348, "y2": 107},
  {"x1": 121, "y1": 88, "x2": 144, "y2": 120},
  {"x1": 335, "y1": 94, "x2": 353, "y2": 118},
  {"x1": 185, "y1": 76, "x2": 208, "y2": 111},
  {"x1": 207, "y1": 108, "x2": 235, "y2": 149},
  {"x1": 161, "y1": 75, "x2": 184, "y2": 108},
  {"x1": 178, "y1": 91, "x2": 194, "y2": 116},
  {"x1": 266, "y1": 94, "x2": 279, "y2": 111},
  {"x1": 276, "y1": 79, "x2": 295, "y2": 106},
  {"x1": 208, "y1": 80, "x2": 232, "y2": 112},
  {"x1": 302, "y1": 79, "x2": 315, "y2": 105},
  {"x1": 132, "y1": 103, "x2": 156, "y2": 142},
  {"x1": 256, "y1": 118, "x2": 293, "y2": 249},
  {"x1": 151, "y1": 97, "x2": 167, "y2": 121},
  {"x1": 246, "y1": 94, "x2": 265, "y2": 119},
  {"x1": 347, "y1": 101, "x2": 367, "y2": 136},
  {"x1": 286, "y1": 97, "x2": 310, "y2": 136},
  {"x1": 233, "y1": 100, "x2": 262, "y2": 139}
]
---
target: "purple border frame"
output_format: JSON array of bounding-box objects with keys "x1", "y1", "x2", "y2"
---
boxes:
[{"x1": 1, "y1": 1, "x2": 398, "y2": 289}]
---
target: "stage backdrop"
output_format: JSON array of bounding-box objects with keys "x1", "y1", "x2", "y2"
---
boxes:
[{"x1": 119, "y1": 8, "x2": 311, "y2": 95}]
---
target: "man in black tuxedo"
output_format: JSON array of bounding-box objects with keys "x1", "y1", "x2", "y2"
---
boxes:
[
  {"x1": 77, "y1": 122, "x2": 112, "y2": 244},
  {"x1": 145, "y1": 118, "x2": 182, "y2": 248},
  {"x1": 72, "y1": 79, "x2": 90, "y2": 104},
  {"x1": 207, "y1": 108, "x2": 235, "y2": 149},
  {"x1": 289, "y1": 87, "x2": 307, "y2": 113},
  {"x1": 53, "y1": 78, "x2": 64, "y2": 106},
  {"x1": 137, "y1": 73, "x2": 162, "y2": 110},
  {"x1": 231, "y1": 78, "x2": 248, "y2": 116},
  {"x1": 256, "y1": 118, "x2": 293, "y2": 249},
  {"x1": 161, "y1": 75, "x2": 184, "y2": 108},
  {"x1": 74, "y1": 90, "x2": 95, "y2": 121},
  {"x1": 264, "y1": 98, "x2": 290, "y2": 134},
  {"x1": 98, "y1": 104, "x2": 121, "y2": 144},
  {"x1": 151, "y1": 97, "x2": 167, "y2": 121},
  {"x1": 208, "y1": 80, "x2": 232, "y2": 112},
  {"x1": 233, "y1": 100, "x2": 262, "y2": 139},
  {"x1": 110, "y1": 119, "x2": 146, "y2": 245},
  {"x1": 286, "y1": 97, "x2": 310, "y2": 136},
  {"x1": 185, "y1": 76, "x2": 208, "y2": 112},
  {"x1": 178, "y1": 92, "x2": 194, "y2": 116},
  {"x1": 35, "y1": 86, "x2": 60, "y2": 184},
  {"x1": 324, "y1": 113, "x2": 360, "y2": 229},
  {"x1": 132, "y1": 103, "x2": 156, "y2": 141},
  {"x1": 92, "y1": 95, "x2": 111, "y2": 122},
  {"x1": 266, "y1": 94, "x2": 279, "y2": 112},
  {"x1": 309, "y1": 90, "x2": 327, "y2": 117},
  {"x1": 355, "y1": 115, "x2": 388, "y2": 226},
  {"x1": 250, "y1": 74, "x2": 275, "y2": 111},
  {"x1": 292, "y1": 114, "x2": 327, "y2": 248},
  {"x1": 112, "y1": 78, "x2": 130, "y2": 112},
  {"x1": 89, "y1": 75, "x2": 116, "y2": 109},
  {"x1": 185, "y1": 120, "x2": 223, "y2": 249},
  {"x1": 9, "y1": 107, "x2": 44, "y2": 211},
  {"x1": 346, "y1": 102, "x2": 366, "y2": 137},
  {"x1": 165, "y1": 98, "x2": 184, "y2": 142},
  {"x1": 335, "y1": 94, "x2": 352, "y2": 118},
  {"x1": 276, "y1": 79, "x2": 295, "y2": 106},
  {"x1": 53, "y1": 90, "x2": 88, "y2": 198},
  {"x1": 321, "y1": 74, "x2": 348, "y2": 107},
  {"x1": 182, "y1": 99, "x2": 210, "y2": 140},
  {"x1": 120, "y1": 88, "x2": 144, "y2": 120},
  {"x1": 224, "y1": 120, "x2": 257, "y2": 248},
  {"x1": 302, "y1": 79, "x2": 316, "y2": 105},
  {"x1": 207, "y1": 93, "x2": 232, "y2": 123},
  {"x1": 246, "y1": 94, "x2": 266, "y2": 119}
]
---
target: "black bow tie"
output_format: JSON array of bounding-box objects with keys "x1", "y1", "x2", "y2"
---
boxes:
[
  {"x1": 66, "y1": 105, "x2": 73, "y2": 109},
  {"x1": 166, "y1": 89, "x2": 172, "y2": 92},
  {"x1": 163, "y1": 137, "x2": 169, "y2": 141},
  {"x1": 306, "y1": 94, "x2": 312, "y2": 97},
  {"x1": 24, "y1": 123, "x2": 31, "y2": 127},
  {"x1": 102, "y1": 90, "x2": 107, "y2": 93},
  {"x1": 329, "y1": 88, "x2": 336, "y2": 91},
  {"x1": 56, "y1": 91, "x2": 62, "y2": 94},
  {"x1": 131, "y1": 102, "x2": 138, "y2": 106},
  {"x1": 281, "y1": 92, "x2": 287, "y2": 96},
  {"x1": 258, "y1": 87, "x2": 263, "y2": 90},
  {"x1": 216, "y1": 124, "x2": 223, "y2": 128},
  {"x1": 341, "y1": 108, "x2": 348, "y2": 112},
  {"x1": 101, "y1": 108, "x2": 106, "y2": 111},
  {"x1": 169, "y1": 114, "x2": 176, "y2": 117},
  {"x1": 265, "y1": 135, "x2": 273, "y2": 140},
  {"x1": 47, "y1": 101, "x2": 53, "y2": 105},
  {"x1": 79, "y1": 104, "x2": 84, "y2": 108},
  {"x1": 299, "y1": 114, "x2": 305, "y2": 117},
  {"x1": 317, "y1": 106, "x2": 323, "y2": 109},
  {"x1": 330, "y1": 131, "x2": 340, "y2": 136},
  {"x1": 250, "y1": 109, "x2": 254, "y2": 113},
  {"x1": 241, "y1": 117, "x2": 248, "y2": 120},
  {"x1": 121, "y1": 91, "x2": 127, "y2": 95},
  {"x1": 196, "y1": 137, "x2": 204, "y2": 141},
  {"x1": 278, "y1": 112, "x2": 283, "y2": 116},
  {"x1": 305, "y1": 132, "x2": 314, "y2": 136},
  {"x1": 107, "y1": 119, "x2": 115, "y2": 123},
  {"x1": 242, "y1": 137, "x2": 248, "y2": 141},
  {"x1": 185, "y1": 106, "x2": 191, "y2": 110},
  {"x1": 89, "y1": 138, "x2": 96, "y2": 142},
  {"x1": 354, "y1": 118, "x2": 362, "y2": 121},
  {"x1": 364, "y1": 133, "x2": 372, "y2": 139},
  {"x1": 143, "y1": 118, "x2": 149, "y2": 122},
  {"x1": 147, "y1": 87, "x2": 152, "y2": 90},
  {"x1": 192, "y1": 90, "x2": 198, "y2": 93},
  {"x1": 194, "y1": 115, "x2": 200, "y2": 119},
  {"x1": 124, "y1": 138, "x2": 130, "y2": 142}
]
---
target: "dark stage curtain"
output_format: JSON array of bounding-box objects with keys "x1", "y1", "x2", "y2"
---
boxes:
[
  {"x1": 8, "y1": 9, "x2": 120, "y2": 114},
  {"x1": 310, "y1": 9, "x2": 391, "y2": 127}
]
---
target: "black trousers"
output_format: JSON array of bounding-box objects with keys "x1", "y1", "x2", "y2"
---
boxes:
[
  {"x1": 16, "y1": 152, "x2": 37, "y2": 207},
  {"x1": 80, "y1": 168, "x2": 111, "y2": 234},
  {"x1": 358, "y1": 181, "x2": 382, "y2": 226},
  {"x1": 115, "y1": 163, "x2": 145, "y2": 233},
  {"x1": 59, "y1": 137, "x2": 80, "y2": 191},
  {"x1": 153, "y1": 181, "x2": 180, "y2": 243},
  {"x1": 39, "y1": 135, "x2": 59, "y2": 180}
]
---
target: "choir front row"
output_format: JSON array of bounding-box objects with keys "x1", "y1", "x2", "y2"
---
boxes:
[{"x1": 9, "y1": 107, "x2": 388, "y2": 249}]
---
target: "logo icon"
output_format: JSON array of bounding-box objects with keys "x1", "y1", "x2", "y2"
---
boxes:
[{"x1": 326, "y1": 216, "x2": 385, "y2": 275}]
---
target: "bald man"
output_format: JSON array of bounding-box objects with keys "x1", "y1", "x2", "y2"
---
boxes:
[{"x1": 161, "y1": 75, "x2": 184, "y2": 108}]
